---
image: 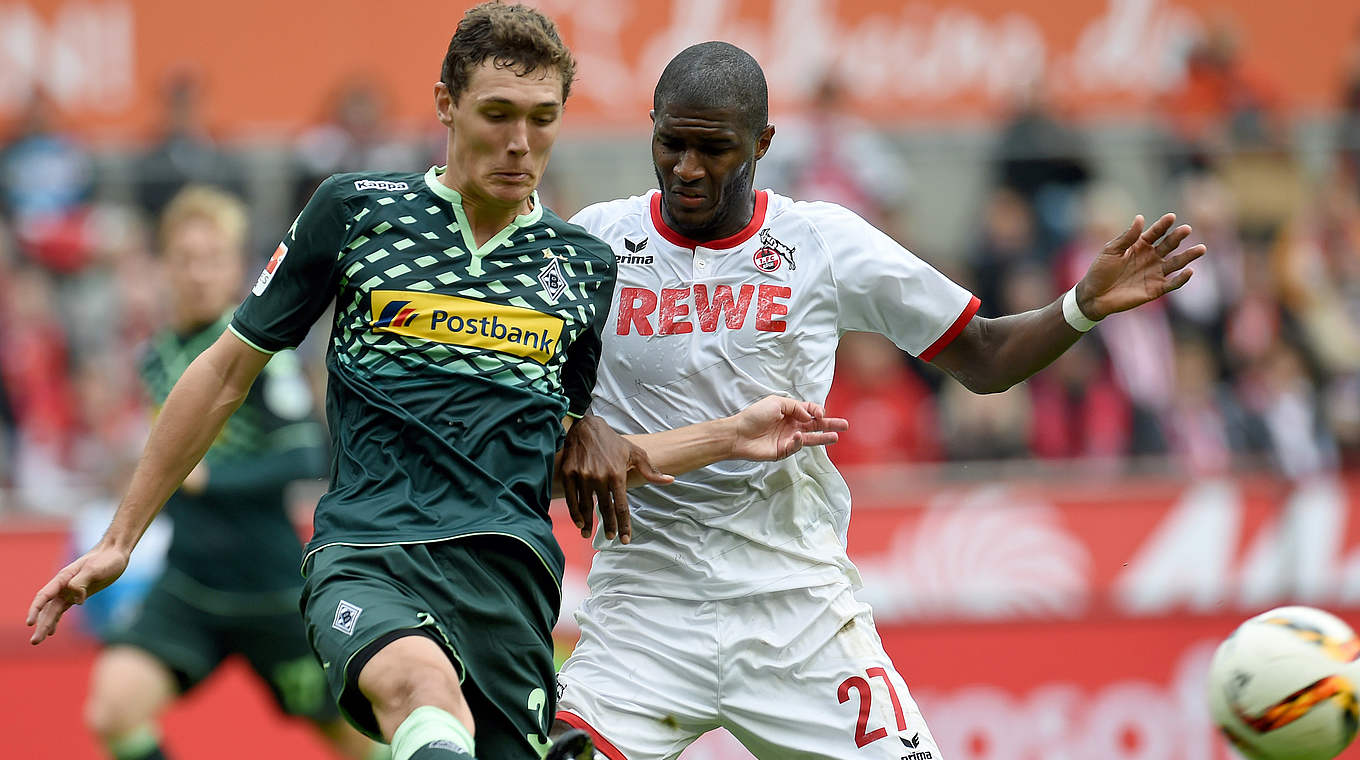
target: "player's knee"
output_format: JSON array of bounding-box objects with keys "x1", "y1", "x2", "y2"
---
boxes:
[
  {"x1": 84, "y1": 688, "x2": 148, "y2": 743},
  {"x1": 549, "y1": 717, "x2": 574, "y2": 740},
  {"x1": 364, "y1": 658, "x2": 462, "y2": 710},
  {"x1": 358, "y1": 635, "x2": 471, "y2": 736},
  {"x1": 84, "y1": 649, "x2": 174, "y2": 741}
]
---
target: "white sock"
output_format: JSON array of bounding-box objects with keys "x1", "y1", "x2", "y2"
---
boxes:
[{"x1": 390, "y1": 705, "x2": 475, "y2": 760}]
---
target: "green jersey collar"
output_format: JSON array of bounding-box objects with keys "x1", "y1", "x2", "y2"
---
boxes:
[{"x1": 423, "y1": 165, "x2": 543, "y2": 258}]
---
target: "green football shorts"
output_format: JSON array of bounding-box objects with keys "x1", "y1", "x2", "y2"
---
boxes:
[
  {"x1": 300, "y1": 536, "x2": 560, "y2": 757},
  {"x1": 106, "y1": 568, "x2": 336, "y2": 722}
]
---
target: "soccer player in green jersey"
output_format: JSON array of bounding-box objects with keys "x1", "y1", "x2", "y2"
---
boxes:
[
  {"x1": 82, "y1": 186, "x2": 379, "y2": 760},
  {"x1": 29, "y1": 5, "x2": 847, "y2": 760}
]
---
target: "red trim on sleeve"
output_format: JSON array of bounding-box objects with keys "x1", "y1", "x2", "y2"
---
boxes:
[
  {"x1": 556, "y1": 710, "x2": 629, "y2": 760},
  {"x1": 919, "y1": 295, "x2": 981, "y2": 362},
  {"x1": 649, "y1": 190, "x2": 768, "y2": 250}
]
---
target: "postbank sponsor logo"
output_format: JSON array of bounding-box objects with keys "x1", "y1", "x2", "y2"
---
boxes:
[{"x1": 370, "y1": 290, "x2": 564, "y2": 364}]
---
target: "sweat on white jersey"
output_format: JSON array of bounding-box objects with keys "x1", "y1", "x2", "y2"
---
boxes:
[{"x1": 570, "y1": 189, "x2": 979, "y2": 601}]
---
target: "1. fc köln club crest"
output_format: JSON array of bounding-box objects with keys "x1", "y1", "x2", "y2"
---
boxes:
[{"x1": 753, "y1": 229, "x2": 796, "y2": 273}]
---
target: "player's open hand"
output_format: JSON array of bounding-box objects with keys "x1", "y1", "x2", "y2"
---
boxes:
[
  {"x1": 728, "y1": 396, "x2": 849, "y2": 461},
  {"x1": 1075, "y1": 212, "x2": 1207, "y2": 320},
  {"x1": 26, "y1": 544, "x2": 130, "y2": 645},
  {"x1": 558, "y1": 414, "x2": 673, "y2": 545}
]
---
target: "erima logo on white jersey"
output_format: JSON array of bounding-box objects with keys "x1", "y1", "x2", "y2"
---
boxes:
[
  {"x1": 353, "y1": 180, "x2": 409, "y2": 192},
  {"x1": 620, "y1": 236, "x2": 653, "y2": 265}
]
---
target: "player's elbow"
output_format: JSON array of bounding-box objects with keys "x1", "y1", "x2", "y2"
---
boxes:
[
  {"x1": 968, "y1": 377, "x2": 1017, "y2": 395},
  {"x1": 945, "y1": 366, "x2": 1014, "y2": 395}
]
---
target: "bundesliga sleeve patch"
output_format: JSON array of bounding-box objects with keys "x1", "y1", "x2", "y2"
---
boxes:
[{"x1": 252, "y1": 243, "x2": 289, "y2": 296}]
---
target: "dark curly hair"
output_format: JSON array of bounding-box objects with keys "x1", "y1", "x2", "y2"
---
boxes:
[{"x1": 440, "y1": 2, "x2": 577, "y2": 103}]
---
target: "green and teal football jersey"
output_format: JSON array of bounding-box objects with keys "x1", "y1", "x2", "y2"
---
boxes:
[
  {"x1": 141, "y1": 312, "x2": 326, "y2": 593},
  {"x1": 230, "y1": 167, "x2": 616, "y2": 585}
]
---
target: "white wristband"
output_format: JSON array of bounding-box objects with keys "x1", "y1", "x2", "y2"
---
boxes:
[{"x1": 1062, "y1": 286, "x2": 1100, "y2": 332}]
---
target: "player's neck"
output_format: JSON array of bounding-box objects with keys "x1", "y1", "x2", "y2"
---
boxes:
[
  {"x1": 439, "y1": 172, "x2": 533, "y2": 248},
  {"x1": 663, "y1": 190, "x2": 756, "y2": 244}
]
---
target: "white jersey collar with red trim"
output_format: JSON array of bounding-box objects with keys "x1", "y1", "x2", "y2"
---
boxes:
[{"x1": 647, "y1": 189, "x2": 769, "y2": 250}]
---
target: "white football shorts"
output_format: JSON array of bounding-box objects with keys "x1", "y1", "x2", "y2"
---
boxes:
[{"x1": 556, "y1": 583, "x2": 942, "y2": 760}]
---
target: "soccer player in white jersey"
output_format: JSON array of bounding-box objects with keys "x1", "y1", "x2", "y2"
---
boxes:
[{"x1": 550, "y1": 42, "x2": 1206, "y2": 759}]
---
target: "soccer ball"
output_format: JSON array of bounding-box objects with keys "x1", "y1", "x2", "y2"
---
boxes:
[{"x1": 1207, "y1": 606, "x2": 1360, "y2": 760}]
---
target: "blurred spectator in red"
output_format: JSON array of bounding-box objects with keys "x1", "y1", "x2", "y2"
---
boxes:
[
  {"x1": 1058, "y1": 185, "x2": 1174, "y2": 455},
  {"x1": 1166, "y1": 173, "x2": 1245, "y2": 352},
  {"x1": 825, "y1": 332, "x2": 940, "y2": 465},
  {"x1": 1237, "y1": 339, "x2": 1339, "y2": 479},
  {"x1": 1270, "y1": 175, "x2": 1360, "y2": 380},
  {"x1": 1161, "y1": 12, "x2": 1281, "y2": 175},
  {"x1": 760, "y1": 71, "x2": 910, "y2": 228},
  {"x1": 937, "y1": 382, "x2": 1032, "y2": 463},
  {"x1": 0, "y1": 91, "x2": 95, "y2": 274},
  {"x1": 1027, "y1": 338, "x2": 1132, "y2": 465},
  {"x1": 992, "y1": 71, "x2": 1091, "y2": 251},
  {"x1": 0, "y1": 264, "x2": 80, "y2": 512},
  {"x1": 967, "y1": 188, "x2": 1044, "y2": 319},
  {"x1": 0, "y1": 264, "x2": 77, "y2": 449},
  {"x1": 935, "y1": 264, "x2": 1050, "y2": 462},
  {"x1": 294, "y1": 77, "x2": 419, "y2": 208},
  {"x1": 1163, "y1": 331, "x2": 1265, "y2": 476},
  {"x1": 1270, "y1": 173, "x2": 1360, "y2": 464},
  {"x1": 135, "y1": 71, "x2": 242, "y2": 218}
]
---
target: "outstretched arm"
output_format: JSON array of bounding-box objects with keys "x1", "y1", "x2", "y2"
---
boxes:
[
  {"x1": 932, "y1": 212, "x2": 1205, "y2": 394},
  {"x1": 556, "y1": 397, "x2": 848, "y2": 544},
  {"x1": 26, "y1": 330, "x2": 271, "y2": 644}
]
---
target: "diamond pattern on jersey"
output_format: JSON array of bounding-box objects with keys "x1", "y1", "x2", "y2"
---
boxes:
[
  {"x1": 327, "y1": 193, "x2": 604, "y2": 398},
  {"x1": 142, "y1": 315, "x2": 274, "y2": 460}
]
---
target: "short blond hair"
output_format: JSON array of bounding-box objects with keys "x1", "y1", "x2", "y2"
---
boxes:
[{"x1": 158, "y1": 185, "x2": 249, "y2": 254}]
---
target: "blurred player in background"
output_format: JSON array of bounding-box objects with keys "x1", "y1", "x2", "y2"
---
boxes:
[
  {"x1": 552, "y1": 41, "x2": 1206, "y2": 759},
  {"x1": 81, "y1": 186, "x2": 379, "y2": 760},
  {"x1": 28, "y1": 7, "x2": 846, "y2": 760}
]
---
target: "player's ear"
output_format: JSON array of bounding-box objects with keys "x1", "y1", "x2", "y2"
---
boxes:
[
  {"x1": 648, "y1": 109, "x2": 656, "y2": 124},
  {"x1": 434, "y1": 82, "x2": 455, "y2": 127},
  {"x1": 754, "y1": 124, "x2": 775, "y2": 160}
]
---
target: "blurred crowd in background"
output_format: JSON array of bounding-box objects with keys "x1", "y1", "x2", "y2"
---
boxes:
[{"x1": 0, "y1": 17, "x2": 1357, "y2": 517}]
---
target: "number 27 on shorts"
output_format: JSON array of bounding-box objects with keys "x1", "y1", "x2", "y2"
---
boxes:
[{"x1": 838, "y1": 666, "x2": 908, "y2": 749}]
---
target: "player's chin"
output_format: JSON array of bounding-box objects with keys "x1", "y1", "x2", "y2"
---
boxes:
[
  {"x1": 664, "y1": 199, "x2": 717, "y2": 231},
  {"x1": 486, "y1": 175, "x2": 536, "y2": 203}
]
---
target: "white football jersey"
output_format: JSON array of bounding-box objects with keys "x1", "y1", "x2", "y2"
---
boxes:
[{"x1": 572, "y1": 189, "x2": 978, "y2": 599}]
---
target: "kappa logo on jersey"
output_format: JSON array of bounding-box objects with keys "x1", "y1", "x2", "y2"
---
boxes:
[
  {"x1": 616, "y1": 284, "x2": 791, "y2": 336},
  {"x1": 538, "y1": 256, "x2": 568, "y2": 305},
  {"x1": 370, "y1": 290, "x2": 564, "y2": 363},
  {"x1": 332, "y1": 600, "x2": 362, "y2": 635},
  {"x1": 353, "y1": 179, "x2": 409, "y2": 192},
  {"x1": 252, "y1": 243, "x2": 289, "y2": 295},
  {"x1": 753, "y1": 229, "x2": 796, "y2": 272},
  {"x1": 620, "y1": 236, "x2": 654, "y2": 265}
]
